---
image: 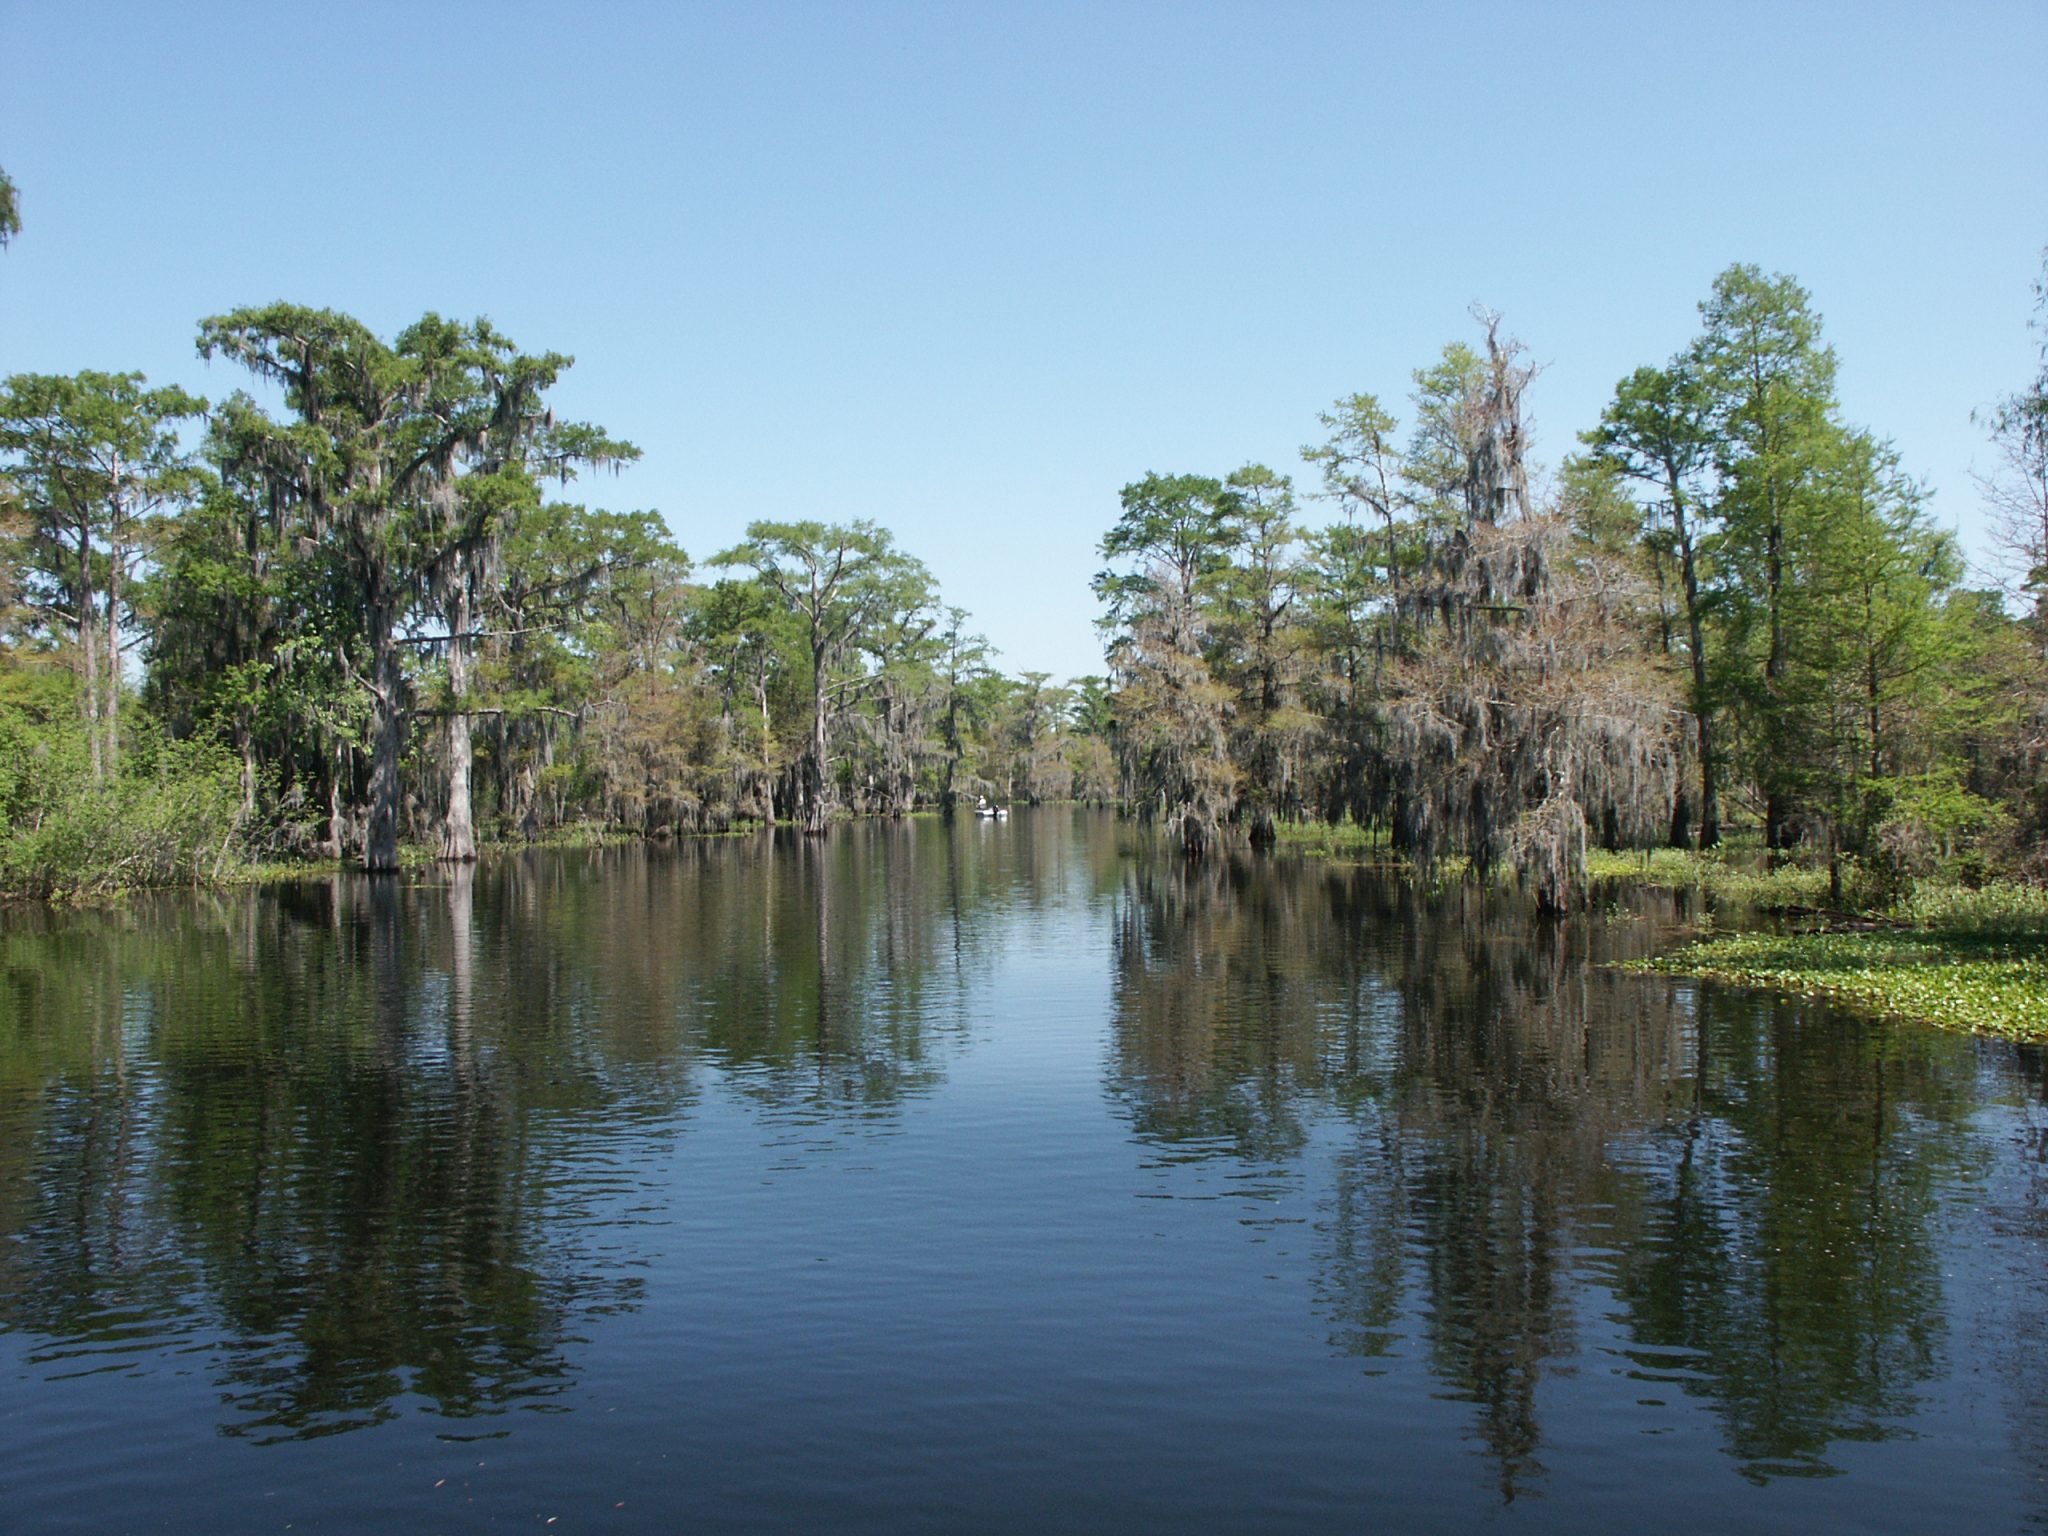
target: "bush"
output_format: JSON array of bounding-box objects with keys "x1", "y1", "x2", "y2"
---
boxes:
[
  {"x1": 0, "y1": 706, "x2": 245, "y2": 902},
  {"x1": 1859, "y1": 769, "x2": 2011, "y2": 901},
  {"x1": 1896, "y1": 880, "x2": 2048, "y2": 939}
]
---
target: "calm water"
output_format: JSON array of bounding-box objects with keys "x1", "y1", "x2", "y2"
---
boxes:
[{"x1": 2, "y1": 809, "x2": 2043, "y2": 1534}]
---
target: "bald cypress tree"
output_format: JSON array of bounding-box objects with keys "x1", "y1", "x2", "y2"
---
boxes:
[
  {"x1": 1094, "y1": 472, "x2": 1241, "y2": 855},
  {"x1": 1691, "y1": 266, "x2": 1839, "y2": 851},
  {"x1": 198, "y1": 305, "x2": 635, "y2": 870},
  {"x1": 1377, "y1": 312, "x2": 1680, "y2": 912}
]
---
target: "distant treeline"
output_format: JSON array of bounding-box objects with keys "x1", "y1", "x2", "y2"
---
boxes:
[
  {"x1": 2, "y1": 230, "x2": 2044, "y2": 904},
  {"x1": 0, "y1": 300, "x2": 1115, "y2": 896}
]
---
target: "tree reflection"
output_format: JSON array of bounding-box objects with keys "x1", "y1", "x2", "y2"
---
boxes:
[
  {"x1": 0, "y1": 814, "x2": 1090, "y2": 1441},
  {"x1": 0, "y1": 871, "x2": 663, "y2": 1441},
  {"x1": 1607, "y1": 992, "x2": 1978, "y2": 1481},
  {"x1": 1105, "y1": 850, "x2": 1985, "y2": 1498},
  {"x1": 1351, "y1": 885, "x2": 1686, "y2": 1499},
  {"x1": 1106, "y1": 855, "x2": 1404, "y2": 1159},
  {"x1": 0, "y1": 816, "x2": 2023, "y2": 1487}
]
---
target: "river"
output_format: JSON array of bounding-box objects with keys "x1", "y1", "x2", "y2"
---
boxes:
[{"x1": 2, "y1": 809, "x2": 2042, "y2": 1532}]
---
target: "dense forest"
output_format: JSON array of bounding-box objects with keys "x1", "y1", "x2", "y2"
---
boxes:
[
  {"x1": 0, "y1": 294, "x2": 1120, "y2": 895},
  {"x1": 2, "y1": 159, "x2": 2043, "y2": 908},
  {"x1": 1097, "y1": 269, "x2": 2048, "y2": 910}
]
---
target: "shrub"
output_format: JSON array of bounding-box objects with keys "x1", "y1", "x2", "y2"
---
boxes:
[{"x1": 0, "y1": 706, "x2": 245, "y2": 901}]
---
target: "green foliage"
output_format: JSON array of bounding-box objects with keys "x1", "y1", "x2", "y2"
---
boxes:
[
  {"x1": 1896, "y1": 878, "x2": 2048, "y2": 935},
  {"x1": 1611, "y1": 834, "x2": 2048, "y2": 1041},
  {"x1": 6, "y1": 257, "x2": 2045, "y2": 902},
  {"x1": 194, "y1": 304, "x2": 638, "y2": 869},
  {"x1": 0, "y1": 693, "x2": 243, "y2": 901},
  {"x1": 712, "y1": 519, "x2": 938, "y2": 830},
  {"x1": 1630, "y1": 923, "x2": 2048, "y2": 1041},
  {"x1": 1403, "y1": 341, "x2": 1487, "y2": 520},
  {"x1": 1585, "y1": 846, "x2": 1832, "y2": 908},
  {"x1": 1092, "y1": 472, "x2": 1239, "y2": 628},
  {"x1": 1301, "y1": 392, "x2": 1412, "y2": 648},
  {"x1": 1095, "y1": 472, "x2": 1243, "y2": 853},
  {"x1": 0, "y1": 368, "x2": 208, "y2": 780},
  {"x1": 1272, "y1": 818, "x2": 1384, "y2": 859}
]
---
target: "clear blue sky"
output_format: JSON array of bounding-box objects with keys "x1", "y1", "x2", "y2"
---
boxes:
[{"x1": 4, "y1": 1, "x2": 2042, "y2": 682}]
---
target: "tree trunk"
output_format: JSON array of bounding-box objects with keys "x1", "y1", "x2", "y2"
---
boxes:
[
  {"x1": 365, "y1": 600, "x2": 405, "y2": 873},
  {"x1": 103, "y1": 534, "x2": 122, "y2": 780},
  {"x1": 1761, "y1": 443, "x2": 1790, "y2": 852},
  {"x1": 1669, "y1": 787, "x2": 1694, "y2": 849},
  {"x1": 442, "y1": 587, "x2": 478, "y2": 861},
  {"x1": 239, "y1": 726, "x2": 259, "y2": 817},
  {"x1": 1766, "y1": 790, "x2": 1793, "y2": 854},
  {"x1": 444, "y1": 707, "x2": 476, "y2": 859},
  {"x1": 99, "y1": 456, "x2": 126, "y2": 780},
  {"x1": 1248, "y1": 804, "x2": 1276, "y2": 850},
  {"x1": 1667, "y1": 484, "x2": 1720, "y2": 849},
  {"x1": 805, "y1": 648, "x2": 830, "y2": 834},
  {"x1": 77, "y1": 519, "x2": 103, "y2": 782},
  {"x1": 327, "y1": 740, "x2": 348, "y2": 860},
  {"x1": 1382, "y1": 505, "x2": 1402, "y2": 651},
  {"x1": 754, "y1": 671, "x2": 775, "y2": 823}
]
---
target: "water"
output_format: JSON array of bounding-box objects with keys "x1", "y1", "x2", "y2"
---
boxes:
[{"x1": 1, "y1": 809, "x2": 2042, "y2": 1533}]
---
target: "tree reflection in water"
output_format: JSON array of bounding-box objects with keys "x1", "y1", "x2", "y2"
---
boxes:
[
  {"x1": 0, "y1": 814, "x2": 1082, "y2": 1443},
  {"x1": 1104, "y1": 850, "x2": 1991, "y2": 1498},
  {"x1": 0, "y1": 815, "x2": 2039, "y2": 1506},
  {"x1": 0, "y1": 869, "x2": 670, "y2": 1441}
]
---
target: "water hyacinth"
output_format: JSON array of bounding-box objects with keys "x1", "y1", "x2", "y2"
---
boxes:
[{"x1": 1624, "y1": 881, "x2": 2048, "y2": 1039}]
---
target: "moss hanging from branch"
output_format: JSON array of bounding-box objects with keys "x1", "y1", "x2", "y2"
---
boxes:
[{"x1": 1373, "y1": 315, "x2": 1681, "y2": 912}]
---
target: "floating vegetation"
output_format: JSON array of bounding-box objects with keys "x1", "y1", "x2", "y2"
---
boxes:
[{"x1": 1622, "y1": 878, "x2": 2048, "y2": 1039}]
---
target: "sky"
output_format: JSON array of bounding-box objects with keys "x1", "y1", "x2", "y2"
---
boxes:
[{"x1": 3, "y1": 1, "x2": 2043, "y2": 682}]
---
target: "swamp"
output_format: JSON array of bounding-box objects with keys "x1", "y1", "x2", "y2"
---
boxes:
[
  {"x1": 4, "y1": 11, "x2": 2046, "y2": 1532},
  {"x1": 2, "y1": 811, "x2": 2044, "y2": 1533}
]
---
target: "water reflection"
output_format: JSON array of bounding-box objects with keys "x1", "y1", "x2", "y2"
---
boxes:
[
  {"x1": 1605, "y1": 995, "x2": 1983, "y2": 1482},
  {"x1": 1103, "y1": 851, "x2": 2010, "y2": 1496},
  {"x1": 0, "y1": 814, "x2": 1113, "y2": 1444},
  {"x1": 0, "y1": 812, "x2": 2041, "y2": 1527},
  {"x1": 0, "y1": 870, "x2": 658, "y2": 1441}
]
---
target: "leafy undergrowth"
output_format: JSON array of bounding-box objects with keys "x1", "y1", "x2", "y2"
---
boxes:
[
  {"x1": 1895, "y1": 880, "x2": 2048, "y2": 936},
  {"x1": 1626, "y1": 879, "x2": 2048, "y2": 1041},
  {"x1": 1272, "y1": 820, "x2": 1473, "y2": 878},
  {"x1": 0, "y1": 710, "x2": 247, "y2": 903},
  {"x1": 1585, "y1": 846, "x2": 1831, "y2": 908},
  {"x1": 1274, "y1": 819, "x2": 1390, "y2": 860}
]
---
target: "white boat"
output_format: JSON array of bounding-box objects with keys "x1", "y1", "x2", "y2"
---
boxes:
[{"x1": 973, "y1": 796, "x2": 1009, "y2": 820}]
